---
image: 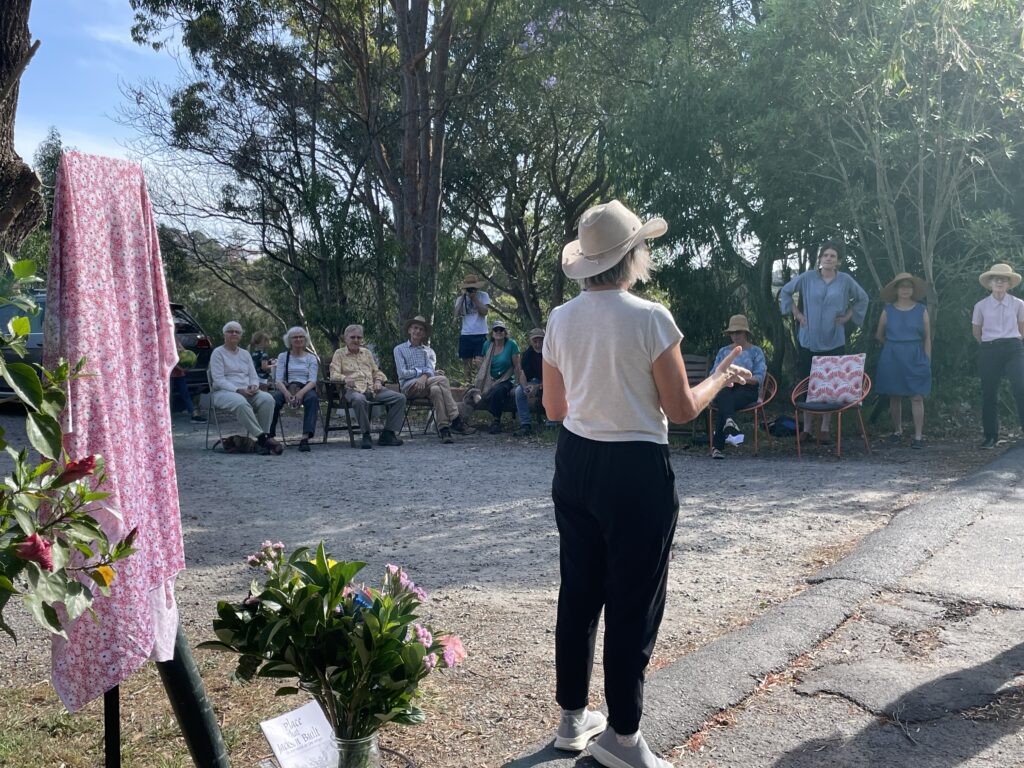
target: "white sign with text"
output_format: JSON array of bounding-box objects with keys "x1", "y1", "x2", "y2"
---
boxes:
[{"x1": 260, "y1": 700, "x2": 337, "y2": 768}]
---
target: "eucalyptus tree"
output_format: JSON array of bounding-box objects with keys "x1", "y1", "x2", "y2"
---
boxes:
[
  {"x1": 764, "y1": 0, "x2": 1024, "y2": 324},
  {"x1": 0, "y1": 0, "x2": 43, "y2": 256},
  {"x1": 129, "y1": 0, "x2": 397, "y2": 346}
]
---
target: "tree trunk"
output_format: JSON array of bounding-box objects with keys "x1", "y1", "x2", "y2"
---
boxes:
[{"x1": 0, "y1": 0, "x2": 44, "y2": 256}]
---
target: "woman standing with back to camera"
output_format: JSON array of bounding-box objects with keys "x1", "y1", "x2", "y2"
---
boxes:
[{"x1": 543, "y1": 200, "x2": 749, "y2": 768}]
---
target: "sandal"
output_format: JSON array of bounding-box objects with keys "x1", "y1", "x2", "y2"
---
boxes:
[{"x1": 887, "y1": 433, "x2": 903, "y2": 444}]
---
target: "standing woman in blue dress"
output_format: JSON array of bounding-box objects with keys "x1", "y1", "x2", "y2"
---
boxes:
[
  {"x1": 874, "y1": 273, "x2": 931, "y2": 448},
  {"x1": 779, "y1": 241, "x2": 869, "y2": 441}
]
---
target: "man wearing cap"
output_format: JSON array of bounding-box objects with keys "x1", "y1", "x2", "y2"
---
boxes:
[
  {"x1": 972, "y1": 263, "x2": 1024, "y2": 448},
  {"x1": 209, "y1": 321, "x2": 282, "y2": 455},
  {"x1": 330, "y1": 324, "x2": 406, "y2": 449},
  {"x1": 709, "y1": 315, "x2": 766, "y2": 459},
  {"x1": 453, "y1": 274, "x2": 490, "y2": 383},
  {"x1": 394, "y1": 315, "x2": 476, "y2": 444},
  {"x1": 513, "y1": 327, "x2": 547, "y2": 436}
]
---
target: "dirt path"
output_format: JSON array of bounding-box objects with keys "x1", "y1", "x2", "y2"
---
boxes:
[{"x1": 0, "y1": 410, "x2": 996, "y2": 767}]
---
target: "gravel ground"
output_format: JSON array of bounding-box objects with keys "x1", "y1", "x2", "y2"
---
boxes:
[{"x1": 0, "y1": 408, "x2": 998, "y2": 767}]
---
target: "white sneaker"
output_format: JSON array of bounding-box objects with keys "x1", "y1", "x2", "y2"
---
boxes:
[
  {"x1": 554, "y1": 708, "x2": 607, "y2": 751},
  {"x1": 723, "y1": 417, "x2": 741, "y2": 437},
  {"x1": 590, "y1": 729, "x2": 671, "y2": 768}
]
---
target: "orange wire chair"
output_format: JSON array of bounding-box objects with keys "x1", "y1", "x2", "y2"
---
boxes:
[
  {"x1": 706, "y1": 373, "x2": 778, "y2": 456},
  {"x1": 790, "y1": 372, "x2": 872, "y2": 458}
]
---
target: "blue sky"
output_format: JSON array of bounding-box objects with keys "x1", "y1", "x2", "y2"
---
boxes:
[{"x1": 14, "y1": 0, "x2": 180, "y2": 163}]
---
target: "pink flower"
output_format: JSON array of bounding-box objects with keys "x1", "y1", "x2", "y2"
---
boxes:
[
  {"x1": 57, "y1": 455, "x2": 97, "y2": 485},
  {"x1": 413, "y1": 623, "x2": 432, "y2": 648},
  {"x1": 14, "y1": 532, "x2": 54, "y2": 571},
  {"x1": 440, "y1": 635, "x2": 466, "y2": 667},
  {"x1": 273, "y1": 542, "x2": 284, "y2": 550},
  {"x1": 246, "y1": 555, "x2": 260, "y2": 565},
  {"x1": 423, "y1": 653, "x2": 438, "y2": 671}
]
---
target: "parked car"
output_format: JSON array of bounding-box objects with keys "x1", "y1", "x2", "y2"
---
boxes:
[{"x1": 0, "y1": 295, "x2": 212, "y2": 397}]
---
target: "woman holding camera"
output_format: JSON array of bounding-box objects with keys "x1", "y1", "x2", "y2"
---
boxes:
[{"x1": 453, "y1": 274, "x2": 490, "y2": 383}]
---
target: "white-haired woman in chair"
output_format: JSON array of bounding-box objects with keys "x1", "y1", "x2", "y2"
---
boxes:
[
  {"x1": 270, "y1": 326, "x2": 320, "y2": 452},
  {"x1": 543, "y1": 200, "x2": 749, "y2": 767}
]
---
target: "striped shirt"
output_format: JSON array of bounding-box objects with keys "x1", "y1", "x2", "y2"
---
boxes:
[{"x1": 394, "y1": 341, "x2": 437, "y2": 390}]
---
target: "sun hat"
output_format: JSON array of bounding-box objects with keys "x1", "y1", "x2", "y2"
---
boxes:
[
  {"x1": 403, "y1": 314, "x2": 432, "y2": 337},
  {"x1": 561, "y1": 200, "x2": 667, "y2": 280},
  {"x1": 528, "y1": 327, "x2": 546, "y2": 340},
  {"x1": 491, "y1": 320, "x2": 507, "y2": 331},
  {"x1": 881, "y1": 272, "x2": 928, "y2": 303},
  {"x1": 979, "y1": 263, "x2": 1022, "y2": 289},
  {"x1": 222, "y1": 321, "x2": 242, "y2": 334},
  {"x1": 722, "y1": 315, "x2": 752, "y2": 335},
  {"x1": 461, "y1": 274, "x2": 486, "y2": 290}
]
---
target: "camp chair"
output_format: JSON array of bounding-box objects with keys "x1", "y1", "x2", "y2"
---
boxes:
[
  {"x1": 706, "y1": 372, "x2": 778, "y2": 456},
  {"x1": 402, "y1": 389, "x2": 438, "y2": 438},
  {"x1": 791, "y1": 354, "x2": 872, "y2": 458},
  {"x1": 204, "y1": 368, "x2": 241, "y2": 450},
  {"x1": 266, "y1": 362, "x2": 326, "y2": 446}
]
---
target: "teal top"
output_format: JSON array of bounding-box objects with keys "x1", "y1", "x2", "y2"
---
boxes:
[{"x1": 482, "y1": 338, "x2": 521, "y2": 378}]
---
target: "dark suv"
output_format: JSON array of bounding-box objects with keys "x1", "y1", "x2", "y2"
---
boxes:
[{"x1": 0, "y1": 295, "x2": 212, "y2": 397}]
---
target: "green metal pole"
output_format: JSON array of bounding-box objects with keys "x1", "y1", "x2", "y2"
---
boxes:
[{"x1": 156, "y1": 623, "x2": 231, "y2": 767}]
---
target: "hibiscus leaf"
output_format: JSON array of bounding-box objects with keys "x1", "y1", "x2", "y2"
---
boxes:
[
  {"x1": 26, "y1": 412, "x2": 62, "y2": 460},
  {"x1": 3, "y1": 363, "x2": 43, "y2": 410},
  {"x1": 23, "y1": 594, "x2": 66, "y2": 638}
]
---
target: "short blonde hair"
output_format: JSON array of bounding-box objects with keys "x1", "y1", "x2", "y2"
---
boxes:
[{"x1": 581, "y1": 244, "x2": 652, "y2": 289}]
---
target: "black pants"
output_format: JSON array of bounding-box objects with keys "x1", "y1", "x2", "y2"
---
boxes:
[
  {"x1": 798, "y1": 344, "x2": 846, "y2": 380},
  {"x1": 712, "y1": 383, "x2": 760, "y2": 450},
  {"x1": 978, "y1": 338, "x2": 1024, "y2": 439},
  {"x1": 485, "y1": 379, "x2": 515, "y2": 421},
  {"x1": 552, "y1": 428, "x2": 679, "y2": 735}
]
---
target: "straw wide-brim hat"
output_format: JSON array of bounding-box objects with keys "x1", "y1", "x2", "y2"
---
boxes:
[
  {"x1": 403, "y1": 315, "x2": 432, "y2": 336},
  {"x1": 881, "y1": 272, "x2": 928, "y2": 303},
  {"x1": 562, "y1": 200, "x2": 667, "y2": 280},
  {"x1": 722, "y1": 315, "x2": 751, "y2": 335},
  {"x1": 528, "y1": 327, "x2": 546, "y2": 340},
  {"x1": 979, "y1": 263, "x2": 1022, "y2": 289},
  {"x1": 461, "y1": 274, "x2": 486, "y2": 290}
]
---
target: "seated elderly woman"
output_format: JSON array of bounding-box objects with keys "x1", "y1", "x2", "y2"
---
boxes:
[
  {"x1": 210, "y1": 321, "x2": 281, "y2": 455},
  {"x1": 269, "y1": 326, "x2": 320, "y2": 452},
  {"x1": 710, "y1": 315, "x2": 767, "y2": 460}
]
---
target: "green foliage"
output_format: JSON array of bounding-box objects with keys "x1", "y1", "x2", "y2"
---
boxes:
[
  {"x1": 0, "y1": 257, "x2": 135, "y2": 640},
  {"x1": 199, "y1": 541, "x2": 466, "y2": 740}
]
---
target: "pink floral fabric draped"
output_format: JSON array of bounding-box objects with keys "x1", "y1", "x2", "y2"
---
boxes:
[{"x1": 44, "y1": 152, "x2": 184, "y2": 711}]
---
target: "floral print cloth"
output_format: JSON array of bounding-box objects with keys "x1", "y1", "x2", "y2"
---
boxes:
[{"x1": 44, "y1": 152, "x2": 185, "y2": 711}]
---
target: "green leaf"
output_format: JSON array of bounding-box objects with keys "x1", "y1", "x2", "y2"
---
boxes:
[
  {"x1": 26, "y1": 412, "x2": 62, "y2": 460},
  {"x1": 3, "y1": 363, "x2": 43, "y2": 410},
  {"x1": 63, "y1": 581, "x2": 92, "y2": 622},
  {"x1": 11, "y1": 260, "x2": 36, "y2": 280},
  {"x1": 0, "y1": 575, "x2": 16, "y2": 593},
  {"x1": 9, "y1": 315, "x2": 30, "y2": 337},
  {"x1": 23, "y1": 594, "x2": 67, "y2": 638},
  {"x1": 274, "y1": 687, "x2": 300, "y2": 696}
]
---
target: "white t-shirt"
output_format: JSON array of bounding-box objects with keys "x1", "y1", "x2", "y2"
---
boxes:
[
  {"x1": 456, "y1": 290, "x2": 490, "y2": 336},
  {"x1": 544, "y1": 289, "x2": 683, "y2": 443}
]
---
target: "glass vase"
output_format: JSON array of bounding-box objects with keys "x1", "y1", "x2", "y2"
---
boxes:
[{"x1": 333, "y1": 733, "x2": 382, "y2": 768}]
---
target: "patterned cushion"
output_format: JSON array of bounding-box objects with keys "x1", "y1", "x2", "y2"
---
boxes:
[{"x1": 806, "y1": 354, "x2": 866, "y2": 405}]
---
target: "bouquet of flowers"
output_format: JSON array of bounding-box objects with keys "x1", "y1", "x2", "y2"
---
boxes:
[{"x1": 200, "y1": 541, "x2": 466, "y2": 741}]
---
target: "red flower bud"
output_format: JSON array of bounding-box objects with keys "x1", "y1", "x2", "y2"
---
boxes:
[
  {"x1": 57, "y1": 455, "x2": 97, "y2": 485},
  {"x1": 14, "y1": 532, "x2": 54, "y2": 571}
]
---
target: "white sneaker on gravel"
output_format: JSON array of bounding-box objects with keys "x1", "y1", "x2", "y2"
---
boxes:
[
  {"x1": 589, "y1": 729, "x2": 671, "y2": 768},
  {"x1": 553, "y1": 707, "x2": 607, "y2": 751}
]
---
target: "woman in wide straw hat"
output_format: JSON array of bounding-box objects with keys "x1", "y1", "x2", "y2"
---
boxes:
[
  {"x1": 708, "y1": 315, "x2": 767, "y2": 459},
  {"x1": 971, "y1": 263, "x2": 1024, "y2": 448},
  {"x1": 543, "y1": 200, "x2": 750, "y2": 767},
  {"x1": 874, "y1": 273, "x2": 931, "y2": 449}
]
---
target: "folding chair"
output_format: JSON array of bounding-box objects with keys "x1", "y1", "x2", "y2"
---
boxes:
[
  {"x1": 403, "y1": 393, "x2": 438, "y2": 438},
  {"x1": 791, "y1": 354, "x2": 872, "y2": 458},
  {"x1": 204, "y1": 368, "x2": 241, "y2": 450},
  {"x1": 706, "y1": 372, "x2": 778, "y2": 456}
]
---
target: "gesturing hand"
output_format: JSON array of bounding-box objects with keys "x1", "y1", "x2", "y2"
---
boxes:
[{"x1": 714, "y1": 346, "x2": 751, "y2": 388}]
